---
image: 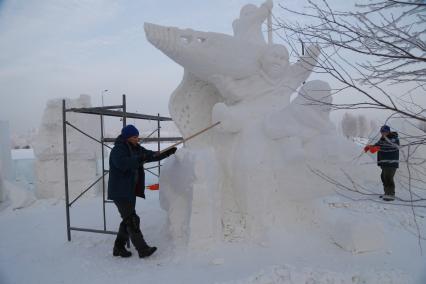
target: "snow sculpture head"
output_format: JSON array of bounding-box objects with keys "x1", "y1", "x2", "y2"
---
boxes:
[
  {"x1": 232, "y1": 0, "x2": 273, "y2": 44},
  {"x1": 241, "y1": 4, "x2": 259, "y2": 16},
  {"x1": 144, "y1": 23, "x2": 263, "y2": 82},
  {"x1": 260, "y1": 44, "x2": 290, "y2": 81}
]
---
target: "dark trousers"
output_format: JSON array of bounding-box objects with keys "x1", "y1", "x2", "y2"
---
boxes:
[
  {"x1": 114, "y1": 199, "x2": 149, "y2": 251},
  {"x1": 380, "y1": 167, "x2": 397, "y2": 196}
]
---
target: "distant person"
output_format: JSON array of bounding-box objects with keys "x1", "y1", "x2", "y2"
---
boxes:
[
  {"x1": 364, "y1": 125, "x2": 400, "y2": 201},
  {"x1": 108, "y1": 124, "x2": 177, "y2": 258}
]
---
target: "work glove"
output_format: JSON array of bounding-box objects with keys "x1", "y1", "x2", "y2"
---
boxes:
[
  {"x1": 364, "y1": 145, "x2": 380, "y2": 154},
  {"x1": 369, "y1": 146, "x2": 380, "y2": 154},
  {"x1": 166, "y1": 147, "x2": 177, "y2": 156}
]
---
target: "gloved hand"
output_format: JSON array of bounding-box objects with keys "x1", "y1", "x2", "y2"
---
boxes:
[
  {"x1": 364, "y1": 145, "x2": 380, "y2": 154},
  {"x1": 370, "y1": 145, "x2": 380, "y2": 154},
  {"x1": 167, "y1": 147, "x2": 177, "y2": 156}
]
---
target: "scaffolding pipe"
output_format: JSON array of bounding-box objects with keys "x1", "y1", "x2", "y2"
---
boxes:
[
  {"x1": 62, "y1": 94, "x2": 182, "y2": 242},
  {"x1": 101, "y1": 115, "x2": 107, "y2": 231},
  {"x1": 157, "y1": 113, "x2": 161, "y2": 177},
  {"x1": 70, "y1": 227, "x2": 117, "y2": 235},
  {"x1": 66, "y1": 121, "x2": 112, "y2": 150},
  {"x1": 62, "y1": 100, "x2": 71, "y2": 241},
  {"x1": 69, "y1": 174, "x2": 106, "y2": 207},
  {"x1": 122, "y1": 94, "x2": 126, "y2": 127}
]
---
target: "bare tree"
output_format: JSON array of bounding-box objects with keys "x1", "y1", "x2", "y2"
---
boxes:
[
  {"x1": 273, "y1": 0, "x2": 426, "y2": 250},
  {"x1": 419, "y1": 120, "x2": 426, "y2": 133},
  {"x1": 274, "y1": 0, "x2": 426, "y2": 123}
]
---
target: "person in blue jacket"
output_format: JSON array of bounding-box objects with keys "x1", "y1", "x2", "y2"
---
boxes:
[
  {"x1": 365, "y1": 125, "x2": 400, "y2": 201},
  {"x1": 108, "y1": 124, "x2": 177, "y2": 258}
]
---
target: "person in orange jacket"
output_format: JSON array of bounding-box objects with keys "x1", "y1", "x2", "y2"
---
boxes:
[{"x1": 364, "y1": 125, "x2": 399, "y2": 201}]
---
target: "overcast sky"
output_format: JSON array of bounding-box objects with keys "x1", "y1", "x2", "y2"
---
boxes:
[{"x1": 0, "y1": 0, "x2": 421, "y2": 136}]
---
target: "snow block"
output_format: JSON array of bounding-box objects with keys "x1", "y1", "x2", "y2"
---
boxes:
[
  {"x1": 160, "y1": 148, "x2": 222, "y2": 249},
  {"x1": 33, "y1": 95, "x2": 100, "y2": 199}
]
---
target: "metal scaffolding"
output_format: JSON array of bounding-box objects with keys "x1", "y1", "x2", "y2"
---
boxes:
[{"x1": 62, "y1": 94, "x2": 182, "y2": 241}]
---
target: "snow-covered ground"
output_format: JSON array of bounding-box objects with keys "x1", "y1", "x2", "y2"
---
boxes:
[{"x1": 1, "y1": 187, "x2": 425, "y2": 284}]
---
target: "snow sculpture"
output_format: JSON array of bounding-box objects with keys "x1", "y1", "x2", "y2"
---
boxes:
[
  {"x1": 32, "y1": 95, "x2": 100, "y2": 199},
  {"x1": 145, "y1": 1, "x2": 378, "y2": 247},
  {"x1": 233, "y1": 0, "x2": 272, "y2": 44},
  {"x1": 0, "y1": 163, "x2": 4, "y2": 202},
  {"x1": 159, "y1": 148, "x2": 223, "y2": 249},
  {"x1": 0, "y1": 120, "x2": 14, "y2": 203},
  {"x1": 0, "y1": 121, "x2": 14, "y2": 182}
]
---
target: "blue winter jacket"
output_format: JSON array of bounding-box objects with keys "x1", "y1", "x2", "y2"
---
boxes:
[
  {"x1": 374, "y1": 132, "x2": 400, "y2": 168},
  {"x1": 107, "y1": 135, "x2": 172, "y2": 201}
]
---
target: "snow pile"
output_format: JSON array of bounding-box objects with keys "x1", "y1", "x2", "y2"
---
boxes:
[
  {"x1": 32, "y1": 95, "x2": 100, "y2": 199},
  {"x1": 215, "y1": 265, "x2": 411, "y2": 284},
  {"x1": 1, "y1": 179, "x2": 36, "y2": 210},
  {"x1": 1, "y1": 160, "x2": 36, "y2": 210},
  {"x1": 145, "y1": 0, "x2": 379, "y2": 250}
]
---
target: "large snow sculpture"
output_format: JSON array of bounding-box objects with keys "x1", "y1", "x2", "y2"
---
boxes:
[
  {"x1": 0, "y1": 120, "x2": 14, "y2": 202},
  {"x1": 32, "y1": 95, "x2": 100, "y2": 199},
  {"x1": 0, "y1": 163, "x2": 4, "y2": 202},
  {"x1": 146, "y1": 1, "x2": 377, "y2": 247},
  {"x1": 0, "y1": 121, "x2": 14, "y2": 182}
]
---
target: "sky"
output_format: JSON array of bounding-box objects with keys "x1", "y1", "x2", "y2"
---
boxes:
[
  {"x1": 0, "y1": 0, "x2": 422, "y2": 136},
  {"x1": 0, "y1": 0, "x2": 343, "y2": 135}
]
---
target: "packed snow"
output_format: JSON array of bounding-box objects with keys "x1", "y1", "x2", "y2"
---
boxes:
[{"x1": 0, "y1": 190, "x2": 425, "y2": 283}]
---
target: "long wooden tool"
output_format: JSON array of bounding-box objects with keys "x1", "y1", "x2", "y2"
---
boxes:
[{"x1": 158, "y1": 121, "x2": 221, "y2": 155}]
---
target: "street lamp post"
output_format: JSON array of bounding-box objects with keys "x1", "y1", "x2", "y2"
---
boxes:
[{"x1": 101, "y1": 89, "x2": 108, "y2": 108}]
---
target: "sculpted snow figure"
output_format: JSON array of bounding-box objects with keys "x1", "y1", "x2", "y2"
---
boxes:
[{"x1": 145, "y1": 1, "x2": 378, "y2": 248}]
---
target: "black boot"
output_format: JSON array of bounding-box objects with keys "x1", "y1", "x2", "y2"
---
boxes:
[
  {"x1": 138, "y1": 246, "x2": 157, "y2": 258},
  {"x1": 113, "y1": 221, "x2": 132, "y2": 258},
  {"x1": 382, "y1": 194, "x2": 395, "y2": 201},
  {"x1": 113, "y1": 244, "x2": 132, "y2": 258},
  {"x1": 126, "y1": 213, "x2": 157, "y2": 258}
]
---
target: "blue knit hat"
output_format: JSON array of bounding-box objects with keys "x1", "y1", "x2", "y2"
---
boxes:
[
  {"x1": 380, "y1": 125, "x2": 390, "y2": 133},
  {"x1": 121, "y1": 125, "x2": 139, "y2": 139}
]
